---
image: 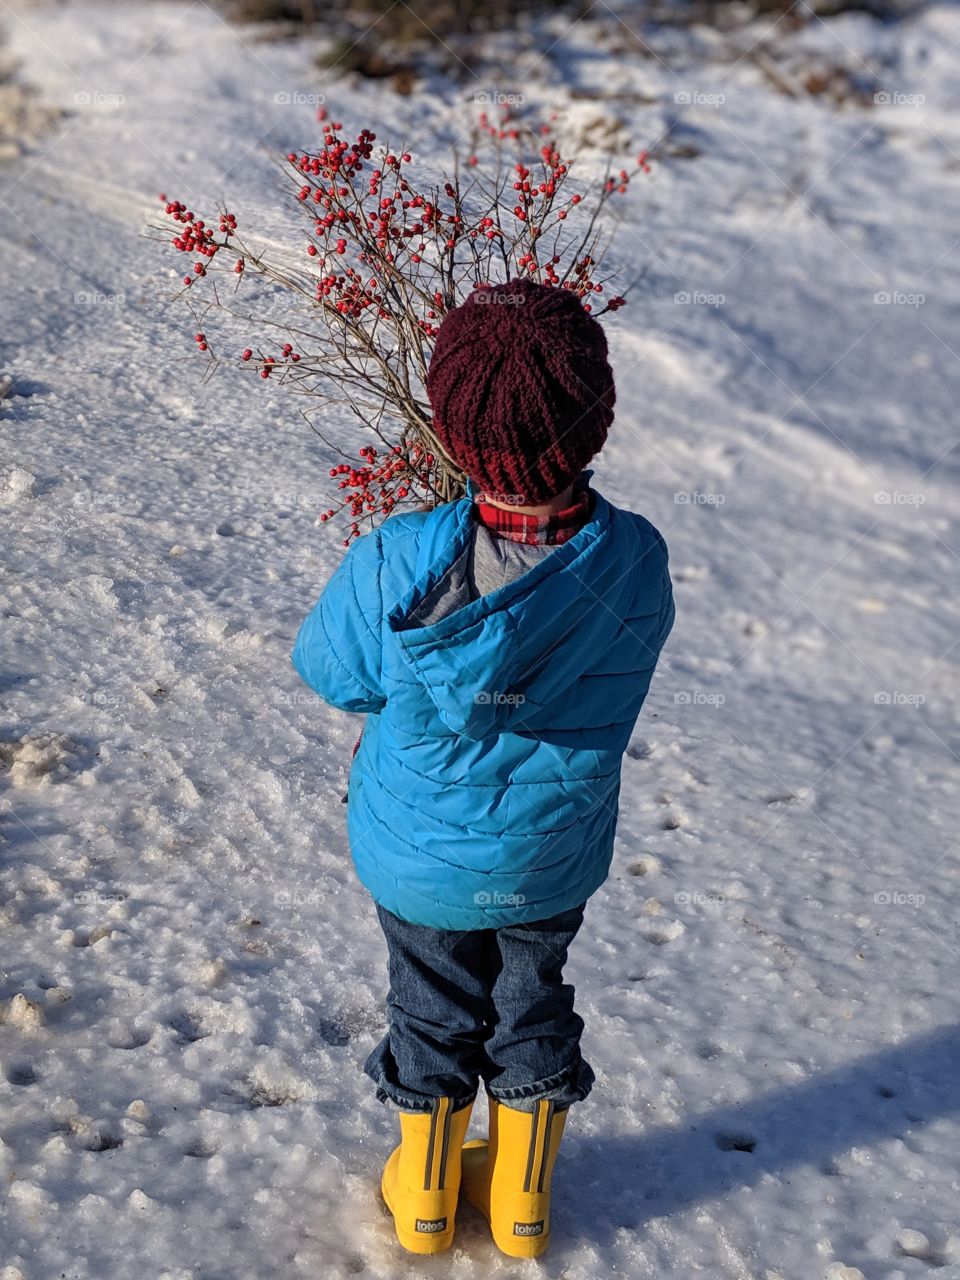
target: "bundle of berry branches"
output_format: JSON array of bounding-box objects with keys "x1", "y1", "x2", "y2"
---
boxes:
[{"x1": 153, "y1": 103, "x2": 650, "y2": 542}]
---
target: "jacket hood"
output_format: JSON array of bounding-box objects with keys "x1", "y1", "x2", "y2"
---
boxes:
[{"x1": 385, "y1": 487, "x2": 656, "y2": 738}]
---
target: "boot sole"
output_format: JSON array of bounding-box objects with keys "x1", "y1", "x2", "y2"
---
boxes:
[
  {"x1": 392, "y1": 1223, "x2": 456, "y2": 1255},
  {"x1": 491, "y1": 1228, "x2": 552, "y2": 1258}
]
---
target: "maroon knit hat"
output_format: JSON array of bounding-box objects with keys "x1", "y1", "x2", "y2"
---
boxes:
[{"x1": 426, "y1": 277, "x2": 616, "y2": 504}]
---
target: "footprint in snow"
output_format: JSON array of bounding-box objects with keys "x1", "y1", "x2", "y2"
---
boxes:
[
  {"x1": 169, "y1": 1011, "x2": 209, "y2": 1045},
  {"x1": 184, "y1": 1138, "x2": 219, "y2": 1159},
  {"x1": 107, "y1": 1020, "x2": 153, "y2": 1050},
  {"x1": 318, "y1": 1017, "x2": 352, "y2": 1047},
  {"x1": 766, "y1": 788, "x2": 814, "y2": 809},
  {"x1": 696, "y1": 1040, "x2": 724, "y2": 1061},
  {"x1": 6, "y1": 1061, "x2": 39, "y2": 1086},
  {"x1": 656, "y1": 794, "x2": 690, "y2": 830},
  {"x1": 216, "y1": 520, "x2": 257, "y2": 537},
  {"x1": 83, "y1": 1126, "x2": 123, "y2": 1153},
  {"x1": 628, "y1": 856, "x2": 661, "y2": 877},
  {"x1": 642, "y1": 920, "x2": 685, "y2": 946},
  {"x1": 715, "y1": 1131, "x2": 756, "y2": 1153},
  {"x1": 71, "y1": 924, "x2": 115, "y2": 947}
]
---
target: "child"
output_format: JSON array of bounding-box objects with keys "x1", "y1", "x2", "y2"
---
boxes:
[{"x1": 292, "y1": 277, "x2": 674, "y2": 1257}]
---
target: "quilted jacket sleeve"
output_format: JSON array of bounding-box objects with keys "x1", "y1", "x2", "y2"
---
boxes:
[
  {"x1": 656, "y1": 567, "x2": 676, "y2": 652},
  {"x1": 291, "y1": 529, "x2": 387, "y2": 713},
  {"x1": 647, "y1": 525, "x2": 675, "y2": 654}
]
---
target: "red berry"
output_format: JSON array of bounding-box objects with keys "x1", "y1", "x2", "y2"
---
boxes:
[{"x1": 242, "y1": 349, "x2": 253, "y2": 361}]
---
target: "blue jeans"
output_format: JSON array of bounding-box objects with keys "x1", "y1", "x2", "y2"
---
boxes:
[{"x1": 364, "y1": 902, "x2": 594, "y2": 1114}]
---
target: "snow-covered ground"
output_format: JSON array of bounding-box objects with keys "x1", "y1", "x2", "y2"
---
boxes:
[{"x1": 1, "y1": 1, "x2": 959, "y2": 1277}]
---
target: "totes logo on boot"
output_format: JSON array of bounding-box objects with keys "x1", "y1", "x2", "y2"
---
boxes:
[
  {"x1": 514, "y1": 1220, "x2": 545, "y2": 1237},
  {"x1": 415, "y1": 1217, "x2": 448, "y2": 1234}
]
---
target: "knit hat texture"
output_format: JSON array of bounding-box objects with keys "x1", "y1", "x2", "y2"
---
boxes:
[{"x1": 426, "y1": 277, "x2": 616, "y2": 504}]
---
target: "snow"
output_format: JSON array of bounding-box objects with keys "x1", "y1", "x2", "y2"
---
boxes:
[{"x1": 1, "y1": 1, "x2": 959, "y2": 1277}]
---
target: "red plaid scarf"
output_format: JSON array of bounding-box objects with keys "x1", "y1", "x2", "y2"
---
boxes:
[{"x1": 472, "y1": 479, "x2": 594, "y2": 545}]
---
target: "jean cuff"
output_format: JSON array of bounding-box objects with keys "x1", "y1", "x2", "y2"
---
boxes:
[
  {"x1": 369, "y1": 1076, "x2": 478, "y2": 1114},
  {"x1": 486, "y1": 1056, "x2": 594, "y2": 1112}
]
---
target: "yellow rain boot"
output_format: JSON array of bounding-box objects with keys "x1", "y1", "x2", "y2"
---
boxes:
[
  {"x1": 462, "y1": 1097, "x2": 568, "y2": 1257},
  {"x1": 381, "y1": 1096, "x2": 473, "y2": 1254}
]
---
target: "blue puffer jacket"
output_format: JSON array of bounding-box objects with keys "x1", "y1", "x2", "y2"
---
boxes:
[{"x1": 292, "y1": 484, "x2": 674, "y2": 929}]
